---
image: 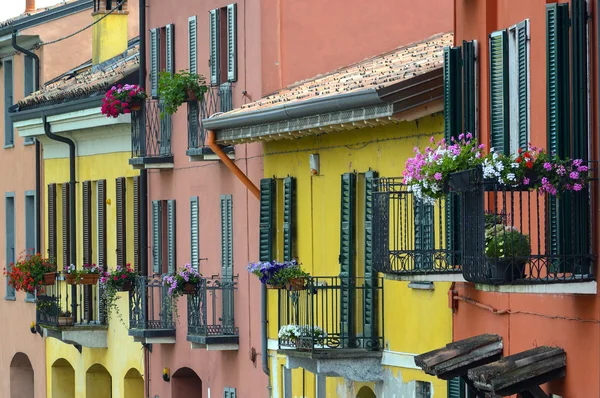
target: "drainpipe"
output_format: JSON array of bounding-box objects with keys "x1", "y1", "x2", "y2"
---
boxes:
[
  {"x1": 139, "y1": 0, "x2": 148, "y2": 278},
  {"x1": 11, "y1": 31, "x2": 42, "y2": 254},
  {"x1": 206, "y1": 130, "x2": 260, "y2": 199},
  {"x1": 42, "y1": 115, "x2": 77, "y2": 320}
]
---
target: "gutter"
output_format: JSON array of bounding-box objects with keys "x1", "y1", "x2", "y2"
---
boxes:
[
  {"x1": 43, "y1": 115, "x2": 77, "y2": 320},
  {"x1": 202, "y1": 88, "x2": 382, "y2": 131},
  {"x1": 11, "y1": 31, "x2": 41, "y2": 254},
  {"x1": 10, "y1": 96, "x2": 104, "y2": 123}
]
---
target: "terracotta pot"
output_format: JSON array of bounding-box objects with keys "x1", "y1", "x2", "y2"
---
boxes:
[
  {"x1": 42, "y1": 272, "x2": 57, "y2": 286},
  {"x1": 285, "y1": 278, "x2": 306, "y2": 291},
  {"x1": 183, "y1": 283, "x2": 198, "y2": 295},
  {"x1": 130, "y1": 102, "x2": 142, "y2": 111},
  {"x1": 185, "y1": 89, "x2": 197, "y2": 101},
  {"x1": 58, "y1": 316, "x2": 74, "y2": 326},
  {"x1": 65, "y1": 274, "x2": 77, "y2": 285},
  {"x1": 266, "y1": 284, "x2": 283, "y2": 289},
  {"x1": 119, "y1": 281, "x2": 133, "y2": 292},
  {"x1": 78, "y1": 274, "x2": 99, "y2": 285}
]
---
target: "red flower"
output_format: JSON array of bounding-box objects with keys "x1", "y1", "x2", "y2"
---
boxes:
[
  {"x1": 526, "y1": 161, "x2": 533, "y2": 169},
  {"x1": 113, "y1": 276, "x2": 119, "y2": 281},
  {"x1": 516, "y1": 158, "x2": 522, "y2": 164},
  {"x1": 121, "y1": 274, "x2": 127, "y2": 279}
]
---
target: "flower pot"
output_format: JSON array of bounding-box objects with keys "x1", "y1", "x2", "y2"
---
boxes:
[
  {"x1": 130, "y1": 102, "x2": 142, "y2": 111},
  {"x1": 285, "y1": 278, "x2": 306, "y2": 291},
  {"x1": 449, "y1": 168, "x2": 476, "y2": 192},
  {"x1": 78, "y1": 274, "x2": 99, "y2": 285},
  {"x1": 266, "y1": 284, "x2": 284, "y2": 289},
  {"x1": 182, "y1": 283, "x2": 198, "y2": 295},
  {"x1": 485, "y1": 258, "x2": 526, "y2": 283},
  {"x1": 65, "y1": 274, "x2": 77, "y2": 285},
  {"x1": 43, "y1": 272, "x2": 57, "y2": 286},
  {"x1": 58, "y1": 316, "x2": 74, "y2": 326},
  {"x1": 185, "y1": 89, "x2": 197, "y2": 101},
  {"x1": 119, "y1": 281, "x2": 133, "y2": 292},
  {"x1": 294, "y1": 337, "x2": 312, "y2": 351}
]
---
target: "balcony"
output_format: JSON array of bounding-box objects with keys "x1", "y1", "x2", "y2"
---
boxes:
[
  {"x1": 372, "y1": 178, "x2": 464, "y2": 282},
  {"x1": 36, "y1": 273, "x2": 108, "y2": 349},
  {"x1": 277, "y1": 276, "x2": 384, "y2": 382},
  {"x1": 186, "y1": 84, "x2": 235, "y2": 161},
  {"x1": 187, "y1": 277, "x2": 239, "y2": 350},
  {"x1": 129, "y1": 99, "x2": 174, "y2": 169},
  {"x1": 128, "y1": 276, "x2": 176, "y2": 344},
  {"x1": 456, "y1": 166, "x2": 596, "y2": 292}
]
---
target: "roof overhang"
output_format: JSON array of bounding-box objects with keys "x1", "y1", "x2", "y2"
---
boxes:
[
  {"x1": 0, "y1": 32, "x2": 41, "y2": 57},
  {"x1": 207, "y1": 68, "x2": 443, "y2": 145}
]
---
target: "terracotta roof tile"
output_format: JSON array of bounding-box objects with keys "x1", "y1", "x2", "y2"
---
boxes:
[
  {"x1": 225, "y1": 32, "x2": 452, "y2": 116},
  {"x1": 0, "y1": 0, "x2": 81, "y2": 29},
  {"x1": 15, "y1": 43, "x2": 139, "y2": 111}
]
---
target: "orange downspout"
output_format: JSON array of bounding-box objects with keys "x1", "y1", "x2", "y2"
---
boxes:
[{"x1": 207, "y1": 130, "x2": 260, "y2": 200}]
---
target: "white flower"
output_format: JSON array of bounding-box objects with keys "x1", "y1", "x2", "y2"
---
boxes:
[
  {"x1": 511, "y1": 163, "x2": 519, "y2": 169},
  {"x1": 507, "y1": 173, "x2": 516, "y2": 181}
]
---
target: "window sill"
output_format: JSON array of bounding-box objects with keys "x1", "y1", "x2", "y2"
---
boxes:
[
  {"x1": 3, "y1": 144, "x2": 14, "y2": 149},
  {"x1": 23, "y1": 140, "x2": 35, "y2": 146},
  {"x1": 4, "y1": 296, "x2": 16, "y2": 301},
  {"x1": 25, "y1": 297, "x2": 36, "y2": 303}
]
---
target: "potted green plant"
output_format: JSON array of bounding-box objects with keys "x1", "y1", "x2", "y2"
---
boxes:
[
  {"x1": 485, "y1": 222, "x2": 531, "y2": 282},
  {"x1": 99, "y1": 264, "x2": 137, "y2": 325},
  {"x1": 162, "y1": 264, "x2": 203, "y2": 322},
  {"x1": 4, "y1": 251, "x2": 56, "y2": 294},
  {"x1": 247, "y1": 260, "x2": 309, "y2": 290},
  {"x1": 278, "y1": 324, "x2": 327, "y2": 350},
  {"x1": 64, "y1": 264, "x2": 100, "y2": 285},
  {"x1": 58, "y1": 310, "x2": 74, "y2": 326},
  {"x1": 158, "y1": 70, "x2": 208, "y2": 117}
]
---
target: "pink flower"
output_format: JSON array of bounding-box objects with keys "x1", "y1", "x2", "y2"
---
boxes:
[
  {"x1": 523, "y1": 177, "x2": 530, "y2": 185},
  {"x1": 573, "y1": 183, "x2": 583, "y2": 191},
  {"x1": 121, "y1": 274, "x2": 127, "y2": 279},
  {"x1": 570, "y1": 171, "x2": 579, "y2": 180},
  {"x1": 113, "y1": 276, "x2": 118, "y2": 281},
  {"x1": 430, "y1": 136, "x2": 435, "y2": 143},
  {"x1": 434, "y1": 172, "x2": 442, "y2": 181},
  {"x1": 543, "y1": 162, "x2": 552, "y2": 171}
]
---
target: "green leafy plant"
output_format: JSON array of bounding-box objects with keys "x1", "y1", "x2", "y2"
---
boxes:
[
  {"x1": 99, "y1": 264, "x2": 137, "y2": 326},
  {"x1": 485, "y1": 224, "x2": 531, "y2": 259},
  {"x1": 158, "y1": 70, "x2": 208, "y2": 117},
  {"x1": 4, "y1": 250, "x2": 56, "y2": 294},
  {"x1": 247, "y1": 260, "x2": 309, "y2": 287}
]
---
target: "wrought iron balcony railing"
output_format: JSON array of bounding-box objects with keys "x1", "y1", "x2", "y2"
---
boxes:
[
  {"x1": 187, "y1": 83, "x2": 235, "y2": 160},
  {"x1": 128, "y1": 276, "x2": 176, "y2": 339},
  {"x1": 130, "y1": 99, "x2": 174, "y2": 168},
  {"x1": 278, "y1": 276, "x2": 383, "y2": 352},
  {"x1": 456, "y1": 166, "x2": 596, "y2": 285},
  {"x1": 372, "y1": 178, "x2": 461, "y2": 275},
  {"x1": 36, "y1": 273, "x2": 105, "y2": 328},
  {"x1": 187, "y1": 276, "x2": 239, "y2": 347}
]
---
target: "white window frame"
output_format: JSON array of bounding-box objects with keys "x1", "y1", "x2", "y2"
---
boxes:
[{"x1": 507, "y1": 20, "x2": 530, "y2": 155}]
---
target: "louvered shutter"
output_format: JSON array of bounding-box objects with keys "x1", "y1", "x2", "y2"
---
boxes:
[
  {"x1": 167, "y1": 199, "x2": 176, "y2": 274},
  {"x1": 224, "y1": 388, "x2": 237, "y2": 398},
  {"x1": 62, "y1": 183, "x2": 70, "y2": 269},
  {"x1": 443, "y1": 46, "x2": 462, "y2": 140},
  {"x1": 209, "y1": 9, "x2": 221, "y2": 85},
  {"x1": 133, "y1": 176, "x2": 140, "y2": 273},
  {"x1": 414, "y1": 201, "x2": 435, "y2": 270},
  {"x1": 489, "y1": 30, "x2": 509, "y2": 154},
  {"x1": 282, "y1": 177, "x2": 294, "y2": 261},
  {"x1": 226, "y1": 4, "x2": 237, "y2": 82},
  {"x1": 339, "y1": 173, "x2": 356, "y2": 345},
  {"x1": 166, "y1": 24, "x2": 175, "y2": 74},
  {"x1": 97, "y1": 180, "x2": 107, "y2": 271},
  {"x1": 82, "y1": 181, "x2": 92, "y2": 265},
  {"x1": 259, "y1": 179, "x2": 274, "y2": 262},
  {"x1": 190, "y1": 196, "x2": 200, "y2": 271},
  {"x1": 363, "y1": 171, "x2": 377, "y2": 342},
  {"x1": 516, "y1": 21, "x2": 529, "y2": 151},
  {"x1": 150, "y1": 28, "x2": 160, "y2": 97},
  {"x1": 47, "y1": 184, "x2": 57, "y2": 261},
  {"x1": 116, "y1": 177, "x2": 127, "y2": 267},
  {"x1": 447, "y1": 378, "x2": 464, "y2": 398},
  {"x1": 546, "y1": 4, "x2": 570, "y2": 261},
  {"x1": 462, "y1": 41, "x2": 478, "y2": 138},
  {"x1": 220, "y1": 195, "x2": 233, "y2": 278},
  {"x1": 152, "y1": 200, "x2": 163, "y2": 274},
  {"x1": 189, "y1": 16, "x2": 198, "y2": 75}
]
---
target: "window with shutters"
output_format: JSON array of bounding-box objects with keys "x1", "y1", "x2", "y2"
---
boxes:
[
  {"x1": 96, "y1": 180, "x2": 107, "y2": 271},
  {"x1": 209, "y1": 4, "x2": 237, "y2": 85},
  {"x1": 259, "y1": 177, "x2": 295, "y2": 263},
  {"x1": 224, "y1": 387, "x2": 237, "y2": 398},
  {"x1": 133, "y1": 176, "x2": 141, "y2": 273},
  {"x1": 23, "y1": 55, "x2": 35, "y2": 145},
  {"x1": 190, "y1": 196, "x2": 200, "y2": 271},
  {"x1": 116, "y1": 177, "x2": 127, "y2": 268},
  {"x1": 82, "y1": 181, "x2": 93, "y2": 266},
  {"x1": 4, "y1": 58, "x2": 13, "y2": 147},
  {"x1": 24, "y1": 191, "x2": 36, "y2": 302},
  {"x1": 151, "y1": 199, "x2": 176, "y2": 275},
  {"x1": 5, "y1": 193, "x2": 15, "y2": 299},
  {"x1": 150, "y1": 24, "x2": 175, "y2": 97},
  {"x1": 48, "y1": 184, "x2": 57, "y2": 261}
]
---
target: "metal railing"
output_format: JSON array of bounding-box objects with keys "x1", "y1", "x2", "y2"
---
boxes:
[
  {"x1": 373, "y1": 178, "x2": 461, "y2": 275},
  {"x1": 278, "y1": 276, "x2": 383, "y2": 352},
  {"x1": 188, "y1": 83, "x2": 234, "y2": 151},
  {"x1": 129, "y1": 276, "x2": 175, "y2": 334},
  {"x1": 457, "y1": 166, "x2": 596, "y2": 284},
  {"x1": 36, "y1": 273, "x2": 105, "y2": 327},
  {"x1": 131, "y1": 99, "x2": 172, "y2": 159},
  {"x1": 187, "y1": 276, "x2": 239, "y2": 342}
]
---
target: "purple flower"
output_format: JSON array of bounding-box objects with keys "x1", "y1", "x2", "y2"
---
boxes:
[
  {"x1": 573, "y1": 159, "x2": 583, "y2": 167},
  {"x1": 578, "y1": 165, "x2": 588, "y2": 172},
  {"x1": 430, "y1": 136, "x2": 435, "y2": 143},
  {"x1": 466, "y1": 133, "x2": 473, "y2": 140},
  {"x1": 570, "y1": 171, "x2": 579, "y2": 180},
  {"x1": 434, "y1": 172, "x2": 442, "y2": 181},
  {"x1": 478, "y1": 144, "x2": 485, "y2": 150},
  {"x1": 523, "y1": 177, "x2": 530, "y2": 185},
  {"x1": 458, "y1": 133, "x2": 464, "y2": 141},
  {"x1": 556, "y1": 165, "x2": 566, "y2": 176},
  {"x1": 573, "y1": 183, "x2": 583, "y2": 191},
  {"x1": 543, "y1": 162, "x2": 552, "y2": 171}
]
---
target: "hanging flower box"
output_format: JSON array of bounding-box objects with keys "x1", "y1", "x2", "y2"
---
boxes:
[{"x1": 43, "y1": 272, "x2": 57, "y2": 286}]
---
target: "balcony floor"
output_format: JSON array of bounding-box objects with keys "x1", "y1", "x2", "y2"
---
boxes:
[{"x1": 42, "y1": 324, "x2": 108, "y2": 349}]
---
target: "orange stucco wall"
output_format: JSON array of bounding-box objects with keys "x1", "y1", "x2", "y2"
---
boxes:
[{"x1": 453, "y1": 1, "x2": 600, "y2": 396}]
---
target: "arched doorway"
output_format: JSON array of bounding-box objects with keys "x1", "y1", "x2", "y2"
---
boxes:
[
  {"x1": 172, "y1": 367, "x2": 202, "y2": 398},
  {"x1": 10, "y1": 353, "x2": 34, "y2": 398},
  {"x1": 86, "y1": 364, "x2": 112, "y2": 398},
  {"x1": 356, "y1": 386, "x2": 377, "y2": 398},
  {"x1": 52, "y1": 358, "x2": 75, "y2": 398},
  {"x1": 124, "y1": 368, "x2": 144, "y2": 398}
]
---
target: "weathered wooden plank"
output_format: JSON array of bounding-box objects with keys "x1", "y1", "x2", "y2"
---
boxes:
[{"x1": 422, "y1": 340, "x2": 503, "y2": 377}]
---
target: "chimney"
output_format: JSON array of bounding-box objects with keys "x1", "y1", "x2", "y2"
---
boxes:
[
  {"x1": 25, "y1": 0, "x2": 36, "y2": 13},
  {"x1": 91, "y1": 0, "x2": 129, "y2": 65}
]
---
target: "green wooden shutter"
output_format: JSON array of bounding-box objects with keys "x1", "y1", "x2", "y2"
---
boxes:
[
  {"x1": 259, "y1": 179, "x2": 275, "y2": 262},
  {"x1": 167, "y1": 200, "x2": 176, "y2": 274},
  {"x1": 97, "y1": 180, "x2": 107, "y2": 271},
  {"x1": 489, "y1": 30, "x2": 509, "y2": 154},
  {"x1": 82, "y1": 181, "x2": 92, "y2": 265},
  {"x1": 209, "y1": 9, "x2": 221, "y2": 85},
  {"x1": 133, "y1": 176, "x2": 140, "y2": 273},
  {"x1": 414, "y1": 201, "x2": 435, "y2": 270},
  {"x1": 152, "y1": 200, "x2": 162, "y2": 274},
  {"x1": 188, "y1": 16, "x2": 198, "y2": 75},
  {"x1": 220, "y1": 195, "x2": 233, "y2": 278},
  {"x1": 190, "y1": 196, "x2": 200, "y2": 271},
  {"x1": 363, "y1": 171, "x2": 378, "y2": 343},
  {"x1": 116, "y1": 177, "x2": 127, "y2": 268},
  {"x1": 339, "y1": 173, "x2": 356, "y2": 345},
  {"x1": 47, "y1": 184, "x2": 57, "y2": 261},
  {"x1": 227, "y1": 4, "x2": 237, "y2": 82},
  {"x1": 571, "y1": 0, "x2": 588, "y2": 160},
  {"x1": 150, "y1": 28, "x2": 160, "y2": 97},
  {"x1": 517, "y1": 21, "x2": 529, "y2": 151},
  {"x1": 62, "y1": 183, "x2": 70, "y2": 269},
  {"x1": 166, "y1": 24, "x2": 175, "y2": 74},
  {"x1": 462, "y1": 40, "x2": 477, "y2": 138},
  {"x1": 447, "y1": 378, "x2": 465, "y2": 398},
  {"x1": 282, "y1": 177, "x2": 294, "y2": 261},
  {"x1": 443, "y1": 46, "x2": 462, "y2": 140}
]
